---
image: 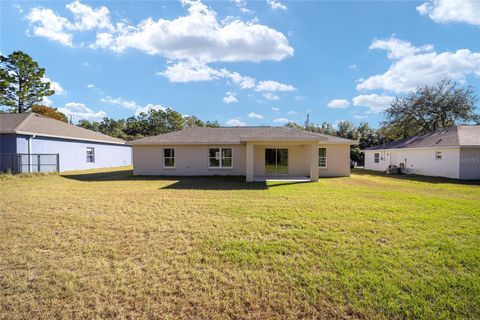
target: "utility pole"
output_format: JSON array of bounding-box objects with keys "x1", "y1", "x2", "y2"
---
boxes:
[{"x1": 305, "y1": 114, "x2": 310, "y2": 128}]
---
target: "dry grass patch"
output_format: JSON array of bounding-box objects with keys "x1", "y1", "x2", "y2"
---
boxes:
[{"x1": 1, "y1": 167, "x2": 479, "y2": 319}]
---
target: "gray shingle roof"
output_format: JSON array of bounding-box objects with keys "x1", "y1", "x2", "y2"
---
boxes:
[
  {"x1": 130, "y1": 126, "x2": 356, "y2": 145},
  {"x1": 0, "y1": 113, "x2": 126, "y2": 144},
  {"x1": 365, "y1": 126, "x2": 480, "y2": 150}
]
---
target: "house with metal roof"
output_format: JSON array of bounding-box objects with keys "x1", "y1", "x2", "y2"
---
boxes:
[
  {"x1": 363, "y1": 126, "x2": 480, "y2": 180},
  {"x1": 0, "y1": 113, "x2": 131, "y2": 173},
  {"x1": 129, "y1": 126, "x2": 356, "y2": 181}
]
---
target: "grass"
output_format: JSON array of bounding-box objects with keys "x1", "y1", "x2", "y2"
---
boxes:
[{"x1": 1, "y1": 167, "x2": 479, "y2": 319}]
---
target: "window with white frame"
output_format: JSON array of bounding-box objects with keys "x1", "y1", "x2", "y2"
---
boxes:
[
  {"x1": 318, "y1": 147, "x2": 327, "y2": 168},
  {"x1": 435, "y1": 151, "x2": 442, "y2": 160},
  {"x1": 164, "y1": 148, "x2": 175, "y2": 168},
  {"x1": 86, "y1": 147, "x2": 95, "y2": 163},
  {"x1": 374, "y1": 153, "x2": 380, "y2": 163},
  {"x1": 209, "y1": 148, "x2": 232, "y2": 168}
]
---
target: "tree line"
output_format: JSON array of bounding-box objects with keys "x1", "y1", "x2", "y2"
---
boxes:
[
  {"x1": 2, "y1": 51, "x2": 479, "y2": 163},
  {"x1": 77, "y1": 111, "x2": 219, "y2": 141}
]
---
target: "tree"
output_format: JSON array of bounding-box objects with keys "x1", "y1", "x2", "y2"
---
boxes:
[
  {"x1": 185, "y1": 115, "x2": 205, "y2": 127},
  {"x1": 381, "y1": 79, "x2": 479, "y2": 140},
  {"x1": 31, "y1": 105, "x2": 67, "y2": 122},
  {"x1": 78, "y1": 119, "x2": 100, "y2": 132},
  {"x1": 0, "y1": 51, "x2": 54, "y2": 113},
  {"x1": 205, "y1": 120, "x2": 220, "y2": 128}
]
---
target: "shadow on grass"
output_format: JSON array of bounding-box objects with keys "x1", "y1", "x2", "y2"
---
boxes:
[
  {"x1": 353, "y1": 168, "x2": 480, "y2": 186},
  {"x1": 61, "y1": 169, "x2": 312, "y2": 190}
]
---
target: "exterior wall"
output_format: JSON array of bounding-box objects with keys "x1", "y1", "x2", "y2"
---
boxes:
[
  {"x1": 0, "y1": 134, "x2": 18, "y2": 172},
  {"x1": 0, "y1": 134, "x2": 17, "y2": 153},
  {"x1": 459, "y1": 148, "x2": 480, "y2": 180},
  {"x1": 24, "y1": 135, "x2": 131, "y2": 172},
  {"x1": 364, "y1": 148, "x2": 461, "y2": 179},
  {"x1": 133, "y1": 142, "x2": 351, "y2": 178},
  {"x1": 319, "y1": 144, "x2": 351, "y2": 177},
  {"x1": 133, "y1": 144, "x2": 246, "y2": 176}
]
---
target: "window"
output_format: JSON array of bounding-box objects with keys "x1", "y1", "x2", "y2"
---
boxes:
[
  {"x1": 86, "y1": 147, "x2": 95, "y2": 163},
  {"x1": 318, "y1": 148, "x2": 327, "y2": 168},
  {"x1": 374, "y1": 153, "x2": 380, "y2": 163},
  {"x1": 435, "y1": 151, "x2": 442, "y2": 160},
  {"x1": 209, "y1": 148, "x2": 232, "y2": 168},
  {"x1": 164, "y1": 148, "x2": 175, "y2": 168}
]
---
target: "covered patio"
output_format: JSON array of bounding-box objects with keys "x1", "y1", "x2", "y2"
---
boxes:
[{"x1": 245, "y1": 140, "x2": 321, "y2": 182}]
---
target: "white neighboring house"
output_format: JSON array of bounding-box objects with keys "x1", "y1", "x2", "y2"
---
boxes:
[{"x1": 363, "y1": 126, "x2": 480, "y2": 180}]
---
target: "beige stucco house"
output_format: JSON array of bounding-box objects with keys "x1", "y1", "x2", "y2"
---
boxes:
[
  {"x1": 130, "y1": 126, "x2": 356, "y2": 181},
  {"x1": 363, "y1": 126, "x2": 480, "y2": 180}
]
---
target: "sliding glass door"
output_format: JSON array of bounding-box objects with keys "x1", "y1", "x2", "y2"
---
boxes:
[{"x1": 265, "y1": 148, "x2": 288, "y2": 174}]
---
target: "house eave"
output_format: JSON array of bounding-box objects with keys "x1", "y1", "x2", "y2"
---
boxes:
[{"x1": 15, "y1": 131, "x2": 127, "y2": 145}]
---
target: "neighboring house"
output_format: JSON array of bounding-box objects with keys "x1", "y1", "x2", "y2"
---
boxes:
[
  {"x1": 130, "y1": 126, "x2": 356, "y2": 181},
  {"x1": 0, "y1": 113, "x2": 131, "y2": 173},
  {"x1": 363, "y1": 126, "x2": 480, "y2": 180}
]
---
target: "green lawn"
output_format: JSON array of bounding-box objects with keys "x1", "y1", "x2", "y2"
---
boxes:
[{"x1": 1, "y1": 168, "x2": 479, "y2": 319}]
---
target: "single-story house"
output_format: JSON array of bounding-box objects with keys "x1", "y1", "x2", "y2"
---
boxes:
[
  {"x1": 363, "y1": 126, "x2": 480, "y2": 180},
  {"x1": 0, "y1": 113, "x2": 131, "y2": 173},
  {"x1": 129, "y1": 126, "x2": 356, "y2": 181}
]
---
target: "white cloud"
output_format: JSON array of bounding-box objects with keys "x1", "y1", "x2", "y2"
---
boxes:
[
  {"x1": 223, "y1": 91, "x2": 238, "y2": 104},
  {"x1": 159, "y1": 60, "x2": 224, "y2": 82},
  {"x1": 58, "y1": 102, "x2": 107, "y2": 121},
  {"x1": 226, "y1": 118, "x2": 246, "y2": 126},
  {"x1": 160, "y1": 60, "x2": 293, "y2": 94},
  {"x1": 87, "y1": 84, "x2": 94, "y2": 88},
  {"x1": 255, "y1": 80, "x2": 296, "y2": 92},
  {"x1": 273, "y1": 117, "x2": 290, "y2": 123},
  {"x1": 100, "y1": 96, "x2": 140, "y2": 110},
  {"x1": 272, "y1": 107, "x2": 279, "y2": 112},
  {"x1": 267, "y1": 0, "x2": 287, "y2": 10},
  {"x1": 287, "y1": 110, "x2": 297, "y2": 115},
  {"x1": 92, "y1": 0, "x2": 293, "y2": 63},
  {"x1": 226, "y1": 70, "x2": 256, "y2": 89},
  {"x1": 66, "y1": 0, "x2": 113, "y2": 31},
  {"x1": 27, "y1": 8, "x2": 74, "y2": 46},
  {"x1": 263, "y1": 93, "x2": 280, "y2": 101},
  {"x1": 417, "y1": 0, "x2": 480, "y2": 26},
  {"x1": 159, "y1": 61, "x2": 256, "y2": 90},
  {"x1": 248, "y1": 112, "x2": 263, "y2": 119},
  {"x1": 352, "y1": 94, "x2": 394, "y2": 113},
  {"x1": 135, "y1": 104, "x2": 166, "y2": 116},
  {"x1": 369, "y1": 36, "x2": 433, "y2": 59},
  {"x1": 26, "y1": 1, "x2": 113, "y2": 47},
  {"x1": 40, "y1": 96, "x2": 53, "y2": 106},
  {"x1": 232, "y1": 0, "x2": 252, "y2": 14},
  {"x1": 42, "y1": 77, "x2": 65, "y2": 95},
  {"x1": 327, "y1": 99, "x2": 350, "y2": 109},
  {"x1": 357, "y1": 37, "x2": 480, "y2": 93},
  {"x1": 348, "y1": 64, "x2": 357, "y2": 70}
]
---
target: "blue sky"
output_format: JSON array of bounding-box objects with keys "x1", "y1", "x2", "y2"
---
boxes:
[{"x1": 1, "y1": 0, "x2": 479, "y2": 127}]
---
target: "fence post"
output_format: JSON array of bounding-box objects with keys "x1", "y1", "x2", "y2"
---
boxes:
[
  {"x1": 18, "y1": 154, "x2": 22, "y2": 174},
  {"x1": 56, "y1": 154, "x2": 60, "y2": 172},
  {"x1": 37, "y1": 154, "x2": 41, "y2": 172}
]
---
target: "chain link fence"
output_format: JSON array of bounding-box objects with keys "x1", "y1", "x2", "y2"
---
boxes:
[{"x1": 0, "y1": 153, "x2": 59, "y2": 174}]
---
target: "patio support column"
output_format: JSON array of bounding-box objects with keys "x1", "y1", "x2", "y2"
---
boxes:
[
  {"x1": 310, "y1": 143, "x2": 319, "y2": 182},
  {"x1": 246, "y1": 142, "x2": 254, "y2": 182}
]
